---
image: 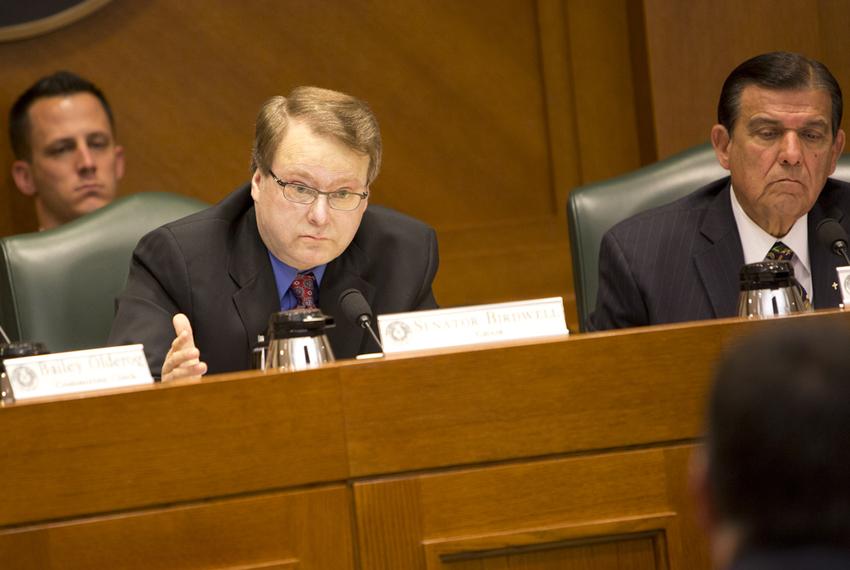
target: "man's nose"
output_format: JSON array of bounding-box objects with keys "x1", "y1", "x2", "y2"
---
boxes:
[
  {"x1": 77, "y1": 143, "x2": 96, "y2": 172},
  {"x1": 307, "y1": 194, "x2": 330, "y2": 225},
  {"x1": 778, "y1": 131, "x2": 802, "y2": 166}
]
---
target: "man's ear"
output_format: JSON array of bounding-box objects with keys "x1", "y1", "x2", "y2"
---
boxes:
[
  {"x1": 114, "y1": 145, "x2": 126, "y2": 181},
  {"x1": 250, "y1": 169, "x2": 263, "y2": 201},
  {"x1": 689, "y1": 446, "x2": 716, "y2": 534},
  {"x1": 711, "y1": 125, "x2": 732, "y2": 171},
  {"x1": 11, "y1": 160, "x2": 36, "y2": 197},
  {"x1": 829, "y1": 129, "x2": 846, "y2": 174}
]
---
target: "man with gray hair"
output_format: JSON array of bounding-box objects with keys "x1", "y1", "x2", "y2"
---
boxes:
[
  {"x1": 591, "y1": 52, "x2": 848, "y2": 330},
  {"x1": 109, "y1": 87, "x2": 439, "y2": 379}
]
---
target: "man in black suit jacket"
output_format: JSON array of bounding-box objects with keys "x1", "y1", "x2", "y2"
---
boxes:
[
  {"x1": 691, "y1": 320, "x2": 850, "y2": 569},
  {"x1": 591, "y1": 52, "x2": 847, "y2": 330},
  {"x1": 109, "y1": 87, "x2": 438, "y2": 379}
]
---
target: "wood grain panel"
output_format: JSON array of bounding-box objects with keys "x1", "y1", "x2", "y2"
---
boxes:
[
  {"x1": 0, "y1": 368, "x2": 349, "y2": 527},
  {"x1": 432, "y1": 534, "x2": 660, "y2": 570},
  {"x1": 341, "y1": 310, "x2": 850, "y2": 476},
  {"x1": 642, "y1": 0, "x2": 850, "y2": 158},
  {"x1": 354, "y1": 446, "x2": 698, "y2": 570},
  {"x1": 818, "y1": 0, "x2": 850, "y2": 105},
  {"x1": 0, "y1": 485, "x2": 353, "y2": 569},
  {"x1": 563, "y1": 0, "x2": 643, "y2": 187},
  {"x1": 6, "y1": 312, "x2": 850, "y2": 567},
  {"x1": 341, "y1": 323, "x2": 710, "y2": 477},
  {"x1": 432, "y1": 217, "x2": 574, "y2": 325}
]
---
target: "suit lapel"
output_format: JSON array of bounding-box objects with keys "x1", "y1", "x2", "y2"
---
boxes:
[
  {"x1": 319, "y1": 239, "x2": 377, "y2": 358},
  {"x1": 694, "y1": 184, "x2": 745, "y2": 318},
  {"x1": 229, "y1": 208, "x2": 279, "y2": 352}
]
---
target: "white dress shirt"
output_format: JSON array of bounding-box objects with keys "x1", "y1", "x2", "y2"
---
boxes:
[{"x1": 730, "y1": 186, "x2": 813, "y2": 302}]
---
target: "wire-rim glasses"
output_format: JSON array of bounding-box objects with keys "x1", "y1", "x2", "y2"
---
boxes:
[{"x1": 268, "y1": 169, "x2": 368, "y2": 211}]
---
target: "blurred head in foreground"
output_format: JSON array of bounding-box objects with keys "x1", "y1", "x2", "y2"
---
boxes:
[{"x1": 693, "y1": 318, "x2": 850, "y2": 568}]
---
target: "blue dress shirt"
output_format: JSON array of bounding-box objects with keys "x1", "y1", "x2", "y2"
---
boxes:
[{"x1": 267, "y1": 251, "x2": 327, "y2": 310}]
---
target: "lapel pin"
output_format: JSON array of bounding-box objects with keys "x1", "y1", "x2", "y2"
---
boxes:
[{"x1": 832, "y1": 282, "x2": 839, "y2": 291}]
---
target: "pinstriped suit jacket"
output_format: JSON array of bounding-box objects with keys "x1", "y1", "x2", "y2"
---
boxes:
[{"x1": 589, "y1": 177, "x2": 850, "y2": 331}]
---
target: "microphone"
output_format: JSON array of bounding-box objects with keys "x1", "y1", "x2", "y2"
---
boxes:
[
  {"x1": 816, "y1": 217, "x2": 850, "y2": 266},
  {"x1": 338, "y1": 288, "x2": 384, "y2": 351}
]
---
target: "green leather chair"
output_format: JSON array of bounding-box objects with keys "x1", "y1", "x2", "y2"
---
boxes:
[
  {"x1": 567, "y1": 142, "x2": 850, "y2": 331},
  {"x1": 0, "y1": 192, "x2": 207, "y2": 353}
]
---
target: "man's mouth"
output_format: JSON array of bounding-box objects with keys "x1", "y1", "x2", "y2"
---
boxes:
[{"x1": 76, "y1": 183, "x2": 104, "y2": 193}]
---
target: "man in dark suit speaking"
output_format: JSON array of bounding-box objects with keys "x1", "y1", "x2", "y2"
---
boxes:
[
  {"x1": 591, "y1": 52, "x2": 848, "y2": 330},
  {"x1": 109, "y1": 87, "x2": 439, "y2": 380}
]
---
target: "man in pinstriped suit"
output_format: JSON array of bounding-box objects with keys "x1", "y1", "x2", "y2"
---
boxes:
[{"x1": 590, "y1": 52, "x2": 849, "y2": 331}]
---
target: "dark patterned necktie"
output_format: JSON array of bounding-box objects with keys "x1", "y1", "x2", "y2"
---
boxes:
[
  {"x1": 765, "y1": 241, "x2": 809, "y2": 304},
  {"x1": 765, "y1": 241, "x2": 794, "y2": 262},
  {"x1": 290, "y1": 272, "x2": 317, "y2": 308}
]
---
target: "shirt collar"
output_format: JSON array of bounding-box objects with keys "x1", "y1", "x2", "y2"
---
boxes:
[{"x1": 730, "y1": 185, "x2": 810, "y2": 273}]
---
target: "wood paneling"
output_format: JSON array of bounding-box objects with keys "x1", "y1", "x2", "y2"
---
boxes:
[
  {"x1": 3, "y1": 311, "x2": 849, "y2": 568},
  {"x1": 641, "y1": 0, "x2": 850, "y2": 158},
  {"x1": 0, "y1": 367, "x2": 349, "y2": 527},
  {"x1": 0, "y1": 486, "x2": 354, "y2": 570},
  {"x1": 355, "y1": 446, "x2": 694, "y2": 570},
  {"x1": 562, "y1": 0, "x2": 644, "y2": 188},
  {"x1": 339, "y1": 323, "x2": 717, "y2": 476}
]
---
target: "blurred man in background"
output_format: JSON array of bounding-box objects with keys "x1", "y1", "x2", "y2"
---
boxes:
[{"x1": 9, "y1": 70, "x2": 124, "y2": 230}]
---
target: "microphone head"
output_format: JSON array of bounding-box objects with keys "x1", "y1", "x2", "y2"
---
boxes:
[
  {"x1": 816, "y1": 217, "x2": 850, "y2": 254},
  {"x1": 338, "y1": 288, "x2": 373, "y2": 326}
]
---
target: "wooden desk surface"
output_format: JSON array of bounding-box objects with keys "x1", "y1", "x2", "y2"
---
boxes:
[{"x1": 2, "y1": 309, "x2": 846, "y2": 569}]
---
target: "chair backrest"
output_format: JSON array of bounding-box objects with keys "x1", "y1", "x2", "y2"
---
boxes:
[
  {"x1": 567, "y1": 142, "x2": 850, "y2": 331},
  {"x1": 0, "y1": 192, "x2": 207, "y2": 353}
]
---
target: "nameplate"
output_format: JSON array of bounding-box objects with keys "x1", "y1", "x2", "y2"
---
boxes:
[
  {"x1": 377, "y1": 297, "x2": 569, "y2": 354},
  {"x1": 837, "y1": 266, "x2": 850, "y2": 305},
  {"x1": 2, "y1": 344, "x2": 153, "y2": 402}
]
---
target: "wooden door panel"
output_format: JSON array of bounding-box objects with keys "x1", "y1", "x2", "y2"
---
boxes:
[{"x1": 354, "y1": 446, "x2": 702, "y2": 570}]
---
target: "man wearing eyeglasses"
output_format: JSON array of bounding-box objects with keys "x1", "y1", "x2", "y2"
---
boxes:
[{"x1": 109, "y1": 87, "x2": 439, "y2": 380}]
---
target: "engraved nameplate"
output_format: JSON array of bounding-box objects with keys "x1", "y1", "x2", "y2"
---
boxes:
[
  {"x1": 2, "y1": 344, "x2": 152, "y2": 402},
  {"x1": 377, "y1": 297, "x2": 568, "y2": 354}
]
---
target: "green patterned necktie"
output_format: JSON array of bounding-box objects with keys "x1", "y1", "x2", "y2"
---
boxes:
[
  {"x1": 765, "y1": 241, "x2": 794, "y2": 262},
  {"x1": 765, "y1": 241, "x2": 809, "y2": 304}
]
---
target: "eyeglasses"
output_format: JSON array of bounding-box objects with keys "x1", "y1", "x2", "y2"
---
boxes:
[{"x1": 268, "y1": 169, "x2": 369, "y2": 211}]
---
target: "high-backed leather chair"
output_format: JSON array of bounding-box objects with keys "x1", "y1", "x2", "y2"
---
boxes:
[
  {"x1": 567, "y1": 142, "x2": 850, "y2": 331},
  {"x1": 0, "y1": 192, "x2": 207, "y2": 353}
]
